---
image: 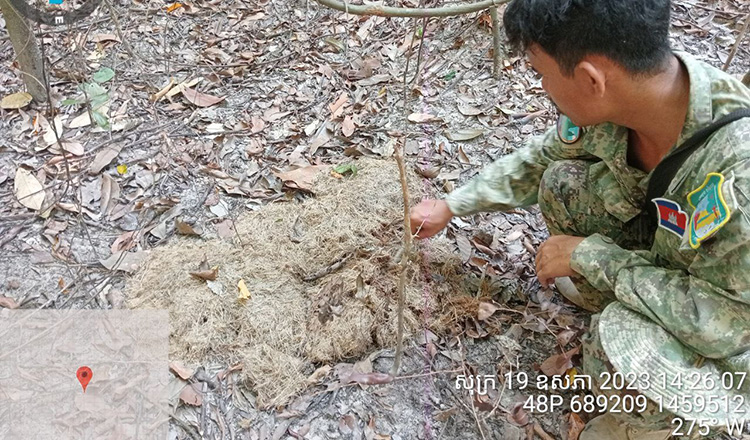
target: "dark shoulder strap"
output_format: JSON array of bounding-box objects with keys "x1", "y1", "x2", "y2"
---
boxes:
[{"x1": 645, "y1": 108, "x2": 750, "y2": 225}]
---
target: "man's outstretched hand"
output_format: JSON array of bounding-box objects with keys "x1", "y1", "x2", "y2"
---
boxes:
[
  {"x1": 535, "y1": 235, "x2": 585, "y2": 287},
  {"x1": 410, "y1": 199, "x2": 454, "y2": 239}
]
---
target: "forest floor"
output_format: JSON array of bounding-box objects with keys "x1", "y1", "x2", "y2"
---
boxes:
[{"x1": 0, "y1": 0, "x2": 749, "y2": 439}]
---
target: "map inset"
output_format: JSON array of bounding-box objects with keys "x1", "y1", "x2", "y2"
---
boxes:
[{"x1": 0, "y1": 310, "x2": 169, "y2": 439}]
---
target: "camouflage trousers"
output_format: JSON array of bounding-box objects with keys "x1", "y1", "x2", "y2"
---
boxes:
[{"x1": 537, "y1": 160, "x2": 675, "y2": 432}]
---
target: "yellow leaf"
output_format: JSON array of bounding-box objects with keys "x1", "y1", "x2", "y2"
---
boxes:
[
  {"x1": 166, "y1": 2, "x2": 183, "y2": 13},
  {"x1": 237, "y1": 279, "x2": 251, "y2": 301},
  {"x1": 1, "y1": 92, "x2": 32, "y2": 109},
  {"x1": 117, "y1": 164, "x2": 128, "y2": 175},
  {"x1": 565, "y1": 367, "x2": 578, "y2": 386}
]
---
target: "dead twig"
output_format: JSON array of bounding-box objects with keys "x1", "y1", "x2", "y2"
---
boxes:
[
  {"x1": 489, "y1": 6, "x2": 503, "y2": 78},
  {"x1": 391, "y1": 151, "x2": 412, "y2": 376},
  {"x1": 302, "y1": 252, "x2": 354, "y2": 282},
  {"x1": 723, "y1": 13, "x2": 750, "y2": 71},
  {"x1": 315, "y1": 0, "x2": 510, "y2": 18}
]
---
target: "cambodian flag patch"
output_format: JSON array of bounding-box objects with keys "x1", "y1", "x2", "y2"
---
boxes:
[{"x1": 652, "y1": 198, "x2": 688, "y2": 238}]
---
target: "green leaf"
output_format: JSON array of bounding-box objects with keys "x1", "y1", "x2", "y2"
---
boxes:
[
  {"x1": 91, "y1": 110, "x2": 110, "y2": 129},
  {"x1": 61, "y1": 98, "x2": 84, "y2": 106},
  {"x1": 90, "y1": 93, "x2": 110, "y2": 110},
  {"x1": 443, "y1": 70, "x2": 456, "y2": 81},
  {"x1": 93, "y1": 67, "x2": 115, "y2": 83},
  {"x1": 333, "y1": 163, "x2": 358, "y2": 177},
  {"x1": 80, "y1": 82, "x2": 108, "y2": 97}
]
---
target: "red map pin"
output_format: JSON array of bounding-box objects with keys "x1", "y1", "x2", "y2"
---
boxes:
[{"x1": 76, "y1": 366, "x2": 92, "y2": 393}]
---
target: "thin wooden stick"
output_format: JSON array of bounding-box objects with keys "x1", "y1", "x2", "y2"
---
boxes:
[
  {"x1": 723, "y1": 13, "x2": 750, "y2": 71},
  {"x1": 315, "y1": 0, "x2": 509, "y2": 18},
  {"x1": 391, "y1": 150, "x2": 412, "y2": 376},
  {"x1": 489, "y1": 6, "x2": 502, "y2": 79}
]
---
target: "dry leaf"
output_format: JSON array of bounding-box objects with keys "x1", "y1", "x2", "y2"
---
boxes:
[
  {"x1": 14, "y1": 168, "x2": 45, "y2": 211},
  {"x1": 455, "y1": 234, "x2": 472, "y2": 262},
  {"x1": 110, "y1": 231, "x2": 137, "y2": 253},
  {"x1": 91, "y1": 33, "x2": 121, "y2": 43},
  {"x1": 446, "y1": 129, "x2": 484, "y2": 141},
  {"x1": 166, "y1": 77, "x2": 203, "y2": 99},
  {"x1": 179, "y1": 383, "x2": 202, "y2": 406},
  {"x1": 0, "y1": 296, "x2": 19, "y2": 309},
  {"x1": 1, "y1": 92, "x2": 32, "y2": 109},
  {"x1": 151, "y1": 78, "x2": 176, "y2": 102},
  {"x1": 273, "y1": 166, "x2": 328, "y2": 192},
  {"x1": 539, "y1": 346, "x2": 580, "y2": 376},
  {"x1": 567, "y1": 412, "x2": 585, "y2": 440},
  {"x1": 458, "y1": 146, "x2": 470, "y2": 164},
  {"x1": 182, "y1": 87, "x2": 225, "y2": 107},
  {"x1": 176, "y1": 219, "x2": 202, "y2": 236},
  {"x1": 100, "y1": 174, "x2": 120, "y2": 217},
  {"x1": 238, "y1": 279, "x2": 251, "y2": 301},
  {"x1": 309, "y1": 128, "x2": 331, "y2": 155},
  {"x1": 251, "y1": 116, "x2": 265, "y2": 134},
  {"x1": 415, "y1": 165, "x2": 440, "y2": 179},
  {"x1": 328, "y1": 92, "x2": 349, "y2": 119},
  {"x1": 215, "y1": 219, "x2": 234, "y2": 238},
  {"x1": 357, "y1": 74, "x2": 390, "y2": 86},
  {"x1": 190, "y1": 267, "x2": 218, "y2": 281},
  {"x1": 62, "y1": 142, "x2": 84, "y2": 156},
  {"x1": 40, "y1": 114, "x2": 64, "y2": 147},
  {"x1": 169, "y1": 361, "x2": 194, "y2": 380},
  {"x1": 477, "y1": 302, "x2": 499, "y2": 321},
  {"x1": 346, "y1": 372, "x2": 394, "y2": 385},
  {"x1": 89, "y1": 145, "x2": 122, "y2": 174},
  {"x1": 407, "y1": 113, "x2": 440, "y2": 123},
  {"x1": 68, "y1": 112, "x2": 91, "y2": 128},
  {"x1": 508, "y1": 402, "x2": 530, "y2": 426},
  {"x1": 457, "y1": 103, "x2": 483, "y2": 116},
  {"x1": 166, "y1": 2, "x2": 183, "y2": 13},
  {"x1": 305, "y1": 365, "x2": 332, "y2": 385},
  {"x1": 100, "y1": 250, "x2": 148, "y2": 273},
  {"x1": 341, "y1": 115, "x2": 355, "y2": 137}
]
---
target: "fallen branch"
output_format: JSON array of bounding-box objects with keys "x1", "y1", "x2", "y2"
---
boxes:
[
  {"x1": 315, "y1": 0, "x2": 509, "y2": 18},
  {"x1": 723, "y1": 13, "x2": 750, "y2": 71},
  {"x1": 303, "y1": 252, "x2": 354, "y2": 282}
]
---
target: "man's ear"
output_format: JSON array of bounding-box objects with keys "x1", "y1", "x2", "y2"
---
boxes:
[{"x1": 576, "y1": 61, "x2": 607, "y2": 97}]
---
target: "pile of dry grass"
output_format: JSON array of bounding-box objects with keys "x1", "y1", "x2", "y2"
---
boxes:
[{"x1": 127, "y1": 158, "x2": 472, "y2": 407}]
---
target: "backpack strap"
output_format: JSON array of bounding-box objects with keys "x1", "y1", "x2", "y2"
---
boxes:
[{"x1": 645, "y1": 108, "x2": 750, "y2": 228}]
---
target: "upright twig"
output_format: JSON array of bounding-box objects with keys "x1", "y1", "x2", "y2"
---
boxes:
[
  {"x1": 391, "y1": 152, "x2": 412, "y2": 376},
  {"x1": 723, "y1": 13, "x2": 750, "y2": 72},
  {"x1": 391, "y1": 19, "x2": 420, "y2": 376},
  {"x1": 408, "y1": 17, "x2": 429, "y2": 85},
  {"x1": 489, "y1": 6, "x2": 502, "y2": 79}
]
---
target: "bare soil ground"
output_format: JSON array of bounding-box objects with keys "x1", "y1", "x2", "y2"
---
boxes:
[{"x1": 0, "y1": 0, "x2": 748, "y2": 439}]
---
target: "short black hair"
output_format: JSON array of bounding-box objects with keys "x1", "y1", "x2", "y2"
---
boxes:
[{"x1": 504, "y1": 0, "x2": 673, "y2": 76}]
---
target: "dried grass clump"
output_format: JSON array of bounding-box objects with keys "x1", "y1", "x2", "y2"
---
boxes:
[{"x1": 127, "y1": 158, "x2": 470, "y2": 408}]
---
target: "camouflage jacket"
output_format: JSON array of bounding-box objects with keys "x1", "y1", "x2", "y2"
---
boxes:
[{"x1": 446, "y1": 52, "x2": 750, "y2": 359}]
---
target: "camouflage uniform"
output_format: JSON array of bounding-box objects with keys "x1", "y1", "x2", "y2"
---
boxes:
[{"x1": 445, "y1": 52, "x2": 750, "y2": 432}]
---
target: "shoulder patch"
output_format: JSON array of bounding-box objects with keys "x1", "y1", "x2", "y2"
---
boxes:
[
  {"x1": 687, "y1": 173, "x2": 731, "y2": 249},
  {"x1": 557, "y1": 114, "x2": 582, "y2": 144},
  {"x1": 652, "y1": 198, "x2": 687, "y2": 238}
]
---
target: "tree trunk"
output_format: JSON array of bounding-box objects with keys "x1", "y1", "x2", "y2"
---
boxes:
[{"x1": 0, "y1": 0, "x2": 48, "y2": 102}]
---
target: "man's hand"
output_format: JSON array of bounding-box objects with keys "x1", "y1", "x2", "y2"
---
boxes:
[
  {"x1": 410, "y1": 199, "x2": 454, "y2": 239},
  {"x1": 535, "y1": 235, "x2": 585, "y2": 287}
]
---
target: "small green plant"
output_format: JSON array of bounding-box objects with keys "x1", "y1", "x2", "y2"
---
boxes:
[{"x1": 61, "y1": 67, "x2": 114, "y2": 129}]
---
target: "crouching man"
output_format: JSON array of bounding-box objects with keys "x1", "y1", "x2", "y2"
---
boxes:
[{"x1": 410, "y1": 0, "x2": 750, "y2": 438}]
